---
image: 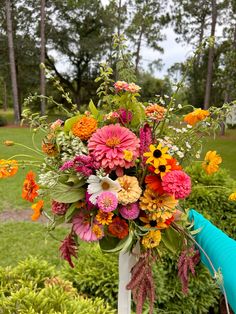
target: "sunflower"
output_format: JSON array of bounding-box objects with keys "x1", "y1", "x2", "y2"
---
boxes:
[
  {"x1": 202, "y1": 151, "x2": 222, "y2": 175},
  {"x1": 143, "y1": 144, "x2": 171, "y2": 168}
]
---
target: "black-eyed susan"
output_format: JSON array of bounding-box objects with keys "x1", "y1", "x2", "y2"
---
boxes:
[
  {"x1": 154, "y1": 163, "x2": 171, "y2": 178},
  {"x1": 140, "y1": 215, "x2": 169, "y2": 229},
  {"x1": 143, "y1": 144, "x2": 171, "y2": 168}
]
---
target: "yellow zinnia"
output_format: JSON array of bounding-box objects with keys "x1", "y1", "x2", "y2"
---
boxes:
[
  {"x1": 143, "y1": 144, "x2": 171, "y2": 168},
  {"x1": 139, "y1": 188, "x2": 178, "y2": 220},
  {"x1": 0, "y1": 159, "x2": 18, "y2": 178},
  {"x1": 96, "y1": 211, "x2": 114, "y2": 225},
  {"x1": 142, "y1": 230, "x2": 161, "y2": 248},
  {"x1": 202, "y1": 151, "x2": 222, "y2": 175},
  {"x1": 117, "y1": 175, "x2": 142, "y2": 205}
]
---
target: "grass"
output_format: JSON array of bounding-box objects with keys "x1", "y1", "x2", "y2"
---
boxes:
[
  {"x1": 0, "y1": 221, "x2": 69, "y2": 267},
  {"x1": 0, "y1": 127, "x2": 44, "y2": 211},
  {"x1": 202, "y1": 129, "x2": 236, "y2": 179}
]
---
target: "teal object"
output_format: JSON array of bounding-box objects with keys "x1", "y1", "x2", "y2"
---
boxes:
[{"x1": 188, "y1": 209, "x2": 236, "y2": 313}]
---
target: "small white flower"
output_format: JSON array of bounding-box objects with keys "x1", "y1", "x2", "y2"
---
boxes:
[
  {"x1": 186, "y1": 142, "x2": 191, "y2": 149},
  {"x1": 182, "y1": 128, "x2": 187, "y2": 133},
  {"x1": 172, "y1": 145, "x2": 179, "y2": 152},
  {"x1": 178, "y1": 104, "x2": 182, "y2": 109},
  {"x1": 187, "y1": 124, "x2": 192, "y2": 129},
  {"x1": 169, "y1": 108, "x2": 174, "y2": 112},
  {"x1": 87, "y1": 175, "x2": 121, "y2": 204},
  {"x1": 195, "y1": 152, "x2": 201, "y2": 159},
  {"x1": 175, "y1": 128, "x2": 181, "y2": 133},
  {"x1": 164, "y1": 94, "x2": 169, "y2": 98},
  {"x1": 177, "y1": 151, "x2": 184, "y2": 158}
]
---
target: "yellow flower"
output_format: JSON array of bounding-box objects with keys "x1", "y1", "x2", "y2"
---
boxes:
[
  {"x1": 0, "y1": 159, "x2": 18, "y2": 178},
  {"x1": 229, "y1": 192, "x2": 236, "y2": 201},
  {"x1": 117, "y1": 175, "x2": 142, "y2": 205},
  {"x1": 154, "y1": 163, "x2": 171, "y2": 178},
  {"x1": 142, "y1": 230, "x2": 161, "y2": 248},
  {"x1": 140, "y1": 215, "x2": 170, "y2": 229},
  {"x1": 139, "y1": 188, "x2": 177, "y2": 220},
  {"x1": 184, "y1": 108, "x2": 210, "y2": 126},
  {"x1": 143, "y1": 144, "x2": 171, "y2": 168},
  {"x1": 92, "y1": 224, "x2": 104, "y2": 239},
  {"x1": 4, "y1": 140, "x2": 14, "y2": 146},
  {"x1": 96, "y1": 210, "x2": 114, "y2": 225},
  {"x1": 202, "y1": 151, "x2": 222, "y2": 175},
  {"x1": 123, "y1": 150, "x2": 133, "y2": 162}
]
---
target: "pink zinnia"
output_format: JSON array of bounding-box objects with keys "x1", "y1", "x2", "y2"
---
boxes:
[
  {"x1": 162, "y1": 170, "x2": 191, "y2": 199},
  {"x1": 97, "y1": 191, "x2": 118, "y2": 212},
  {"x1": 119, "y1": 202, "x2": 140, "y2": 220},
  {"x1": 114, "y1": 81, "x2": 129, "y2": 92},
  {"x1": 51, "y1": 200, "x2": 69, "y2": 215},
  {"x1": 88, "y1": 124, "x2": 140, "y2": 173},
  {"x1": 72, "y1": 212, "x2": 103, "y2": 242}
]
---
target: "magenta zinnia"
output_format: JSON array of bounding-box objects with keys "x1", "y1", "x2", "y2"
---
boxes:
[
  {"x1": 119, "y1": 202, "x2": 140, "y2": 220},
  {"x1": 88, "y1": 124, "x2": 140, "y2": 173}
]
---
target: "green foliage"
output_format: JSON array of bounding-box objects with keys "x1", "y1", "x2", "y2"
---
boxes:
[
  {"x1": 0, "y1": 257, "x2": 115, "y2": 314},
  {"x1": 0, "y1": 115, "x2": 7, "y2": 127},
  {"x1": 184, "y1": 164, "x2": 236, "y2": 238}
]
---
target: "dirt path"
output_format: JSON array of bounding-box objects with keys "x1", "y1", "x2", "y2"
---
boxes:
[{"x1": 0, "y1": 209, "x2": 48, "y2": 223}]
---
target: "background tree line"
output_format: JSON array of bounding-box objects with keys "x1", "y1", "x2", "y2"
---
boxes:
[{"x1": 0, "y1": 0, "x2": 236, "y2": 123}]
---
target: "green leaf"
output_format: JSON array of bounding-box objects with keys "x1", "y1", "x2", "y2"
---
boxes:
[
  {"x1": 65, "y1": 204, "x2": 79, "y2": 222},
  {"x1": 50, "y1": 182, "x2": 85, "y2": 203},
  {"x1": 161, "y1": 227, "x2": 184, "y2": 254},
  {"x1": 64, "y1": 115, "x2": 80, "y2": 132},
  {"x1": 66, "y1": 175, "x2": 85, "y2": 186},
  {"x1": 88, "y1": 99, "x2": 99, "y2": 117},
  {"x1": 100, "y1": 232, "x2": 133, "y2": 253},
  {"x1": 99, "y1": 236, "x2": 120, "y2": 252}
]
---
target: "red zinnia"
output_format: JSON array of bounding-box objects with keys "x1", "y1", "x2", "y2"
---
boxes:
[
  {"x1": 22, "y1": 170, "x2": 39, "y2": 202},
  {"x1": 108, "y1": 217, "x2": 129, "y2": 239},
  {"x1": 145, "y1": 174, "x2": 164, "y2": 195}
]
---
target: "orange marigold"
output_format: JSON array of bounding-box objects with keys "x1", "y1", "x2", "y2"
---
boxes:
[
  {"x1": 31, "y1": 200, "x2": 44, "y2": 221},
  {"x1": 184, "y1": 108, "x2": 210, "y2": 126},
  {"x1": 72, "y1": 116, "x2": 97, "y2": 141},
  {"x1": 22, "y1": 170, "x2": 39, "y2": 202},
  {"x1": 0, "y1": 159, "x2": 18, "y2": 178},
  {"x1": 202, "y1": 150, "x2": 222, "y2": 175},
  {"x1": 42, "y1": 142, "x2": 58, "y2": 156},
  {"x1": 145, "y1": 104, "x2": 166, "y2": 121}
]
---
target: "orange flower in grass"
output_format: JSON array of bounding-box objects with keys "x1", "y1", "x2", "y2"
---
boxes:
[
  {"x1": 0, "y1": 159, "x2": 18, "y2": 178},
  {"x1": 202, "y1": 151, "x2": 222, "y2": 175},
  {"x1": 184, "y1": 108, "x2": 209, "y2": 126},
  {"x1": 31, "y1": 200, "x2": 44, "y2": 221},
  {"x1": 22, "y1": 171, "x2": 39, "y2": 202},
  {"x1": 72, "y1": 116, "x2": 97, "y2": 141}
]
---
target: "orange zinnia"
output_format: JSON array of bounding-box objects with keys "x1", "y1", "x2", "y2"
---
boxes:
[
  {"x1": 202, "y1": 150, "x2": 222, "y2": 175},
  {"x1": 145, "y1": 174, "x2": 164, "y2": 194},
  {"x1": 0, "y1": 159, "x2": 18, "y2": 178},
  {"x1": 167, "y1": 158, "x2": 182, "y2": 171},
  {"x1": 72, "y1": 116, "x2": 97, "y2": 141},
  {"x1": 184, "y1": 108, "x2": 209, "y2": 126},
  {"x1": 31, "y1": 200, "x2": 44, "y2": 221},
  {"x1": 145, "y1": 103, "x2": 166, "y2": 121},
  {"x1": 22, "y1": 170, "x2": 39, "y2": 202}
]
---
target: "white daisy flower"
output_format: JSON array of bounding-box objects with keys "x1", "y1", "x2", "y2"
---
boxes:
[{"x1": 87, "y1": 175, "x2": 121, "y2": 205}]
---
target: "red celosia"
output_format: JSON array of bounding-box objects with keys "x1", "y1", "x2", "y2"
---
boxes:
[
  {"x1": 177, "y1": 247, "x2": 200, "y2": 294},
  {"x1": 139, "y1": 124, "x2": 152, "y2": 166},
  {"x1": 59, "y1": 234, "x2": 78, "y2": 268}
]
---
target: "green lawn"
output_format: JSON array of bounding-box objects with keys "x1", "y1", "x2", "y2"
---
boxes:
[
  {"x1": 202, "y1": 129, "x2": 236, "y2": 179},
  {"x1": 0, "y1": 221, "x2": 69, "y2": 267}
]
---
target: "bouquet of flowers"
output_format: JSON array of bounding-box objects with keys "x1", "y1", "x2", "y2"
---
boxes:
[{"x1": 1, "y1": 64, "x2": 235, "y2": 313}]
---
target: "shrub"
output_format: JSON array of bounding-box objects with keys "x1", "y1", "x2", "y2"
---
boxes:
[
  {"x1": 184, "y1": 164, "x2": 236, "y2": 238},
  {"x1": 0, "y1": 115, "x2": 7, "y2": 127},
  {"x1": 0, "y1": 257, "x2": 115, "y2": 314}
]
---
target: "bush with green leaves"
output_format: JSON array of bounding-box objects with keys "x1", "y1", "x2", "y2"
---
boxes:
[
  {"x1": 0, "y1": 257, "x2": 115, "y2": 314},
  {"x1": 184, "y1": 164, "x2": 236, "y2": 238},
  {"x1": 62, "y1": 244, "x2": 220, "y2": 313}
]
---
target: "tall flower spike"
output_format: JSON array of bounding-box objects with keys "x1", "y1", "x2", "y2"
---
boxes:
[
  {"x1": 59, "y1": 234, "x2": 78, "y2": 268},
  {"x1": 139, "y1": 124, "x2": 152, "y2": 166}
]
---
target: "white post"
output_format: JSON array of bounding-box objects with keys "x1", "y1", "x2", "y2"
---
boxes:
[{"x1": 118, "y1": 251, "x2": 135, "y2": 314}]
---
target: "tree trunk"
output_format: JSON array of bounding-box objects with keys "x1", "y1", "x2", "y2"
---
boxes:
[
  {"x1": 3, "y1": 81, "x2": 8, "y2": 111},
  {"x1": 40, "y1": 0, "x2": 46, "y2": 115},
  {"x1": 135, "y1": 25, "x2": 144, "y2": 74},
  {"x1": 5, "y1": 0, "x2": 20, "y2": 124},
  {"x1": 204, "y1": 0, "x2": 217, "y2": 109}
]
